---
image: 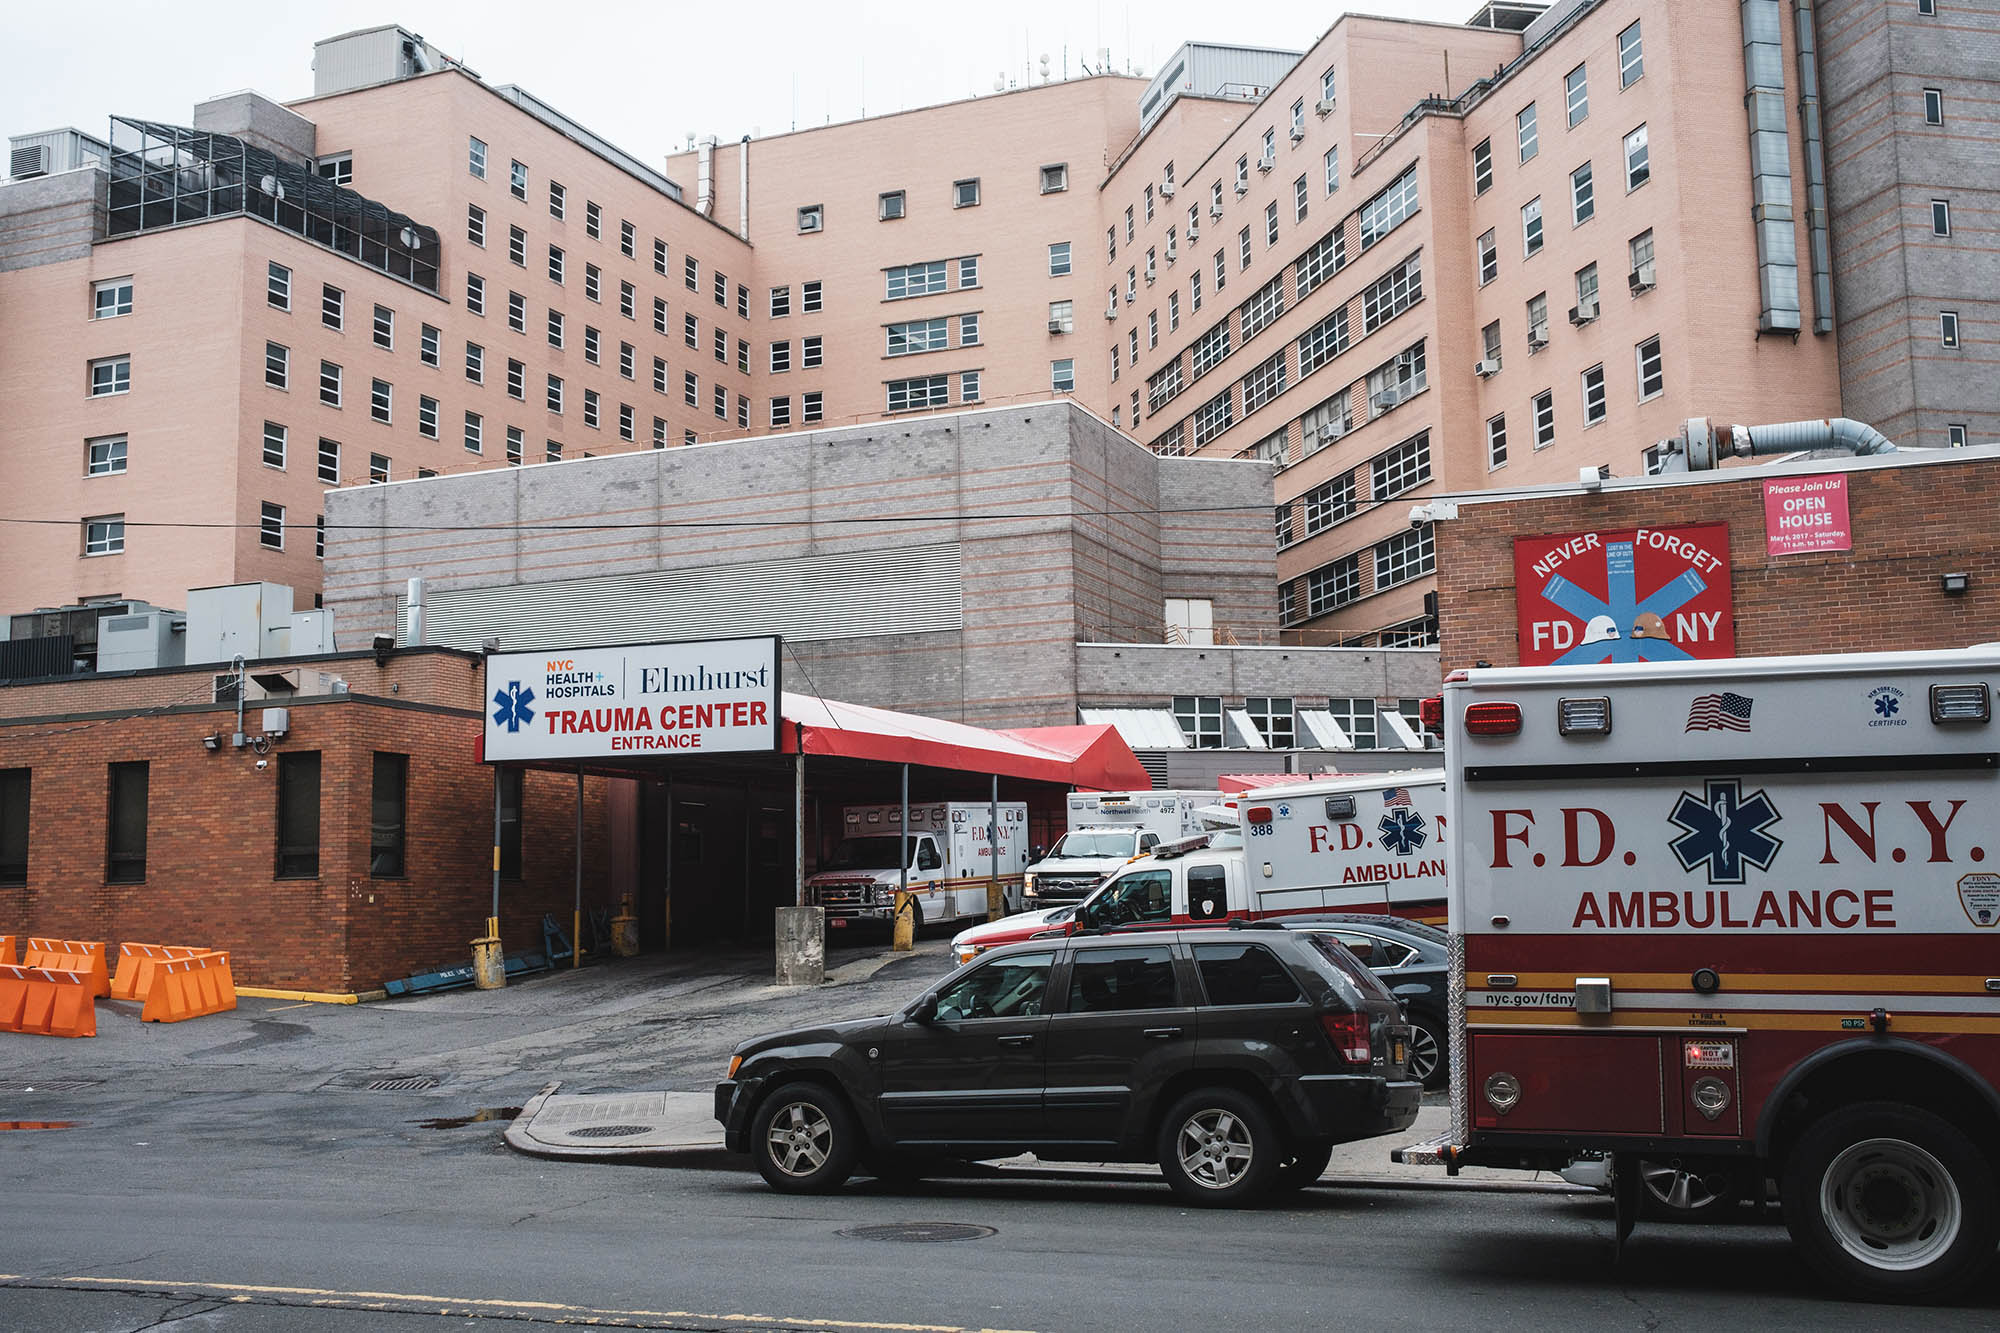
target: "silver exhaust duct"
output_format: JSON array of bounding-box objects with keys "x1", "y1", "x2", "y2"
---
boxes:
[{"x1": 1660, "y1": 416, "x2": 1896, "y2": 471}]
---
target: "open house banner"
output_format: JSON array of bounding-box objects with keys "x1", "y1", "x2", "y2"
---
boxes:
[
  {"x1": 1512, "y1": 523, "x2": 1735, "y2": 667},
  {"x1": 484, "y1": 635, "x2": 781, "y2": 762}
]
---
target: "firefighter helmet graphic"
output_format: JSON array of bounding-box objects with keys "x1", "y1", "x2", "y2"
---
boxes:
[
  {"x1": 1581, "y1": 615, "x2": 1621, "y2": 646},
  {"x1": 1668, "y1": 779, "x2": 1781, "y2": 885}
]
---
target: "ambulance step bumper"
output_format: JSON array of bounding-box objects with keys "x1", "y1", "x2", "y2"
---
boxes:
[{"x1": 1391, "y1": 1132, "x2": 1452, "y2": 1167}]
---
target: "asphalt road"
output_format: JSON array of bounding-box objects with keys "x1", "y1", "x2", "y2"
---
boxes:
[{"x1": 3, "y1": 940, "x2": 1995, "y2": 1331}]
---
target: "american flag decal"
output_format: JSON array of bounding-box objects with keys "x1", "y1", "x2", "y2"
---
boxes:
[
  {"x1": 1685, "y1": 692, "x2": 1754, "y2": 733},
  {"x1": 1382, "y1": 786, "x2": 1413, "y2": 807}
]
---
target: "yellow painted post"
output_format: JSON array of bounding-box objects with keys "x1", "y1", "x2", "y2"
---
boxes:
[{"x1": 892, "y1": 890, "x2": 914, "y2": 952}]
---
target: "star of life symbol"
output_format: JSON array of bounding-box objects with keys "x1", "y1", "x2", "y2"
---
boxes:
[
  {"x1": 1668, "y1": 780, "x2": 1781, "y2": 885},
  {"x1": 492, "y1": 680, "x2": 536, "y2": 732},
  {"x1": 1378, "y1": 807, "x2": 1428, "y2": 857}
]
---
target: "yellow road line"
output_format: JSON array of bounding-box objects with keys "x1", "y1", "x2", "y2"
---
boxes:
[{"x1": 0, "y1": 1275, "x2": 1038, "y2": 1333}]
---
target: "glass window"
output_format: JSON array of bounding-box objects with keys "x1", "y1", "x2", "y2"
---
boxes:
[
  {"x1": 87, "y1": 434, "x2": 128, "y2": 476},
  {"x1": 0, "y1": 768, "x2": 27, "y2": 887},
  {"x1": 264, "y1": 340, "x2": 289, "y2": 390},
  {"x1": 1625, "y1": 124, "x2": 1650, "y2": 190},
  {"x1": 1194, "y1": 942, "x2": 1302, "y2": 1007},
  {"x1": 885, "y1": 261, "x2": 948, "y2": 300},
  {"x1": 261, "y1": 420, "x2": 286, "y2": 468},
  {"x1": 1619, "y1": 21, "x2": 1644, "y2": 87},
  {"x1": 1582, "y1": 363, "x2": 1608, "y2": 425},
  {"x1": 420, "y1": 323, "x2": 440, "y2": 367},
  {"x1": 322, "y1": 283, "x2": 343, "y2": 330},
  {"x1": 954, "y1": 178, "x2": 980, "y2": 208},
  {"x1": 372, "y1": 303, "x2": 394, "y2": 349},
  {"x1": 93, "y1": 277, "x2": 133, "y2": 319},
  {"x1": 1534, "y1": 388, "x2": 1557, "y2": 448},
  {"x1": 1303, "y1": 475, "x2": 1355, "y2": 536},
  {"x1": 1051, "y1": 358, "x2": 1076, "y2": 393},
  {"x1": 466, "y1": 272, "x2": 485, "y2": 316},
  {"x1": 267, "y1": 261, "x2": 291, "y2": 310},
  {"x1": 879, "y1": 190, "x2": 906, "y2": 220},
  {"x1": 1472, "y1": 138, "x2": 1493, "y2": 195},
  {"x1": 1932, "y1": 199, "x2": 1951, "y2": 236},
  {"x1": 1572, "y1": 160, "x2": 1595, "y2": 225},
  {"x1": 1566, "y1": 64, "x2": 1589, "y2": 127},
  {"x1": 275, "y1": 751, "x2": 321, "y2": 878},
  {"x1": 1637, "y1": 336, "x2": 1665, "y2": 400},
  {"x1": 1577, "y1": 261, "x2": 1600, "y2": 311},
  {"x1": 1244, "y1": 697, "x2": 1295, "y2": 747},
  {"x1": 84, "y1": 514, "x2": 124, "y2": 555},
  {"x1": 370, "y1": 377, "x2": 391, "y2": 423},
  {"x1": 802, "y1": 280, "x2": 823, "y2": 313},
  {"x1": 107, "y1": 761, "x2": 148, "y2": 883},
  {"x1": 1173, "y1": 695, "x2": 1223, "y2": 748},
  {"x1": 1372, "y1": 430, "x2": 1432, "y2": 497},
  {"x1": 510, "y1": 159, "x2": 528, "y2": 200},
  {"x1": 1068, "y1": 946, "x2": 1178, "y2": 1012},
  {"x1": 260, "y1": 500, "x2": 285, "y2": 548},
  {"x1": 934, "y1": 951, "x2": 1054, "y2": 1021},
  {"x1": 1487, "y1": 412, "x2": 1508, "y2": 469},
  {"x1": 468, "y1": 137, "x2": 487, "y2": 178},
  {"x1": 1088, "y1": 870, "x2": 1174, "y2": 928},
  {"x1": 887, "y1": 374, "x2": 949, "y2": 412},
  {"x1": 1924, "y1": 87, "x2": 1943, "y2": 125},
  {"x1": 370, "y1": 753, "x2": 408, "y2": 878},
  {"x1": 1518, "y1": 102, "x2": 1539, "y2": 163},
  {"x1": 1941, "y1": 310, "x2": 1960, "y2": 348},
  {"x1": 89, "y1": 355, "x2": 131, "y2": 397},
  {"x1": 317, "y1": 437, "x2": 340, "y2": 485},
  {"x1": 1358, "y1": 166, "x2": 1418, "y2": 249},
  {"x1": 1523, "y1": 196, "x2": 1544, "y2": 256}
]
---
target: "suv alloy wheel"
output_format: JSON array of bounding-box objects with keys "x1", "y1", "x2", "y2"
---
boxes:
[
  {"x1": 1157, "y1": 1087, "x2": 1282, "y2": 1206},
  {"x1": 752, "y1": 1081, "x2": 860, "y2": 1194}
]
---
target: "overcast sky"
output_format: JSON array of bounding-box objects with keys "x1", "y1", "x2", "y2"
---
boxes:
[{"x1": 5, "y1": 1, "x2": 1479, "y2": 166}]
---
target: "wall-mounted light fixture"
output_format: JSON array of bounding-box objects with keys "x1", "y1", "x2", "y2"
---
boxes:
[
  {"x1": 201, "y1": 734, "x2": 222, "y2": 752},
  {"x1": 1941, "y1": 572, "x2": 1970, "y2": 596}
]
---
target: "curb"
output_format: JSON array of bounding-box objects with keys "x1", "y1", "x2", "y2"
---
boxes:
[
  {"x1": 238, "y1": 987, "x2": 386, "y2": 1004},
  {"x1": 500, "y1": 1080, "x2": 566, "y2": 1159}
]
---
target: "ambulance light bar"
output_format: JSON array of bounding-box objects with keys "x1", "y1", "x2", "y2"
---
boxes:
[
  {"x1": 1324, "y1": 795, "x2": 1356, "y2": 819},
  {"x1": 1463, "y1": 702, "x2": 1522, "y2": 736},
  {"x1": 1930, "y1": 683, "x2": 1991, "y2": 724},
  {"x1": 1557, "y1": 696, "x2": 1612, "y2": 735}
]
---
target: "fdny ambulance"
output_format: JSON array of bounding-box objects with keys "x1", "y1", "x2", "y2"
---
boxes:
[{"x1": 1406, "y1": 647, "x2": 2000, "y2": 1301}]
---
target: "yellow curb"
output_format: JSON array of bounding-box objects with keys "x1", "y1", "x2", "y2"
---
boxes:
[{"x1": 237, "y1": 987, "x2": 383, "y2": 1005}]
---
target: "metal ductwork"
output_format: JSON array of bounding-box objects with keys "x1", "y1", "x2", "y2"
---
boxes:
[
  {"x1": 738, "y1": 135, "x2": 750, "y2": 241},
  {"x1": 695, "y1": 136, "x2": 716, "y2": 218},
  {"x1": 1791, "y1": 0, "x2": 1834, "y2": 334},
  {"x1": 1659, "y1": 416, "x2": 1896, "y2": 471},
  {"x1": 1741, "y1": 1, "x2": 1802, "y2": 333}
]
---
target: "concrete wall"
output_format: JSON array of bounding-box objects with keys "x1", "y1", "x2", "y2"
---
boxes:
[
  {"x1": 0, "y1": 168, "x2": 103, "y2": 272},
  {"x1": 1075, "y1": 642, "x2": 1440, "y2": 701}
]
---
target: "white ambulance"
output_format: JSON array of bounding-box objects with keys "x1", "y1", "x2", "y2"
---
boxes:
[
  {"x1": 1021, "y1": 790, "x2": 1221, "y2": 906},
  {"x1": 1237, "y1": 771, "x2": 1447, "y2": 923},
  {"x1": 807, "y1": 802, "x2": 1028, "y2": 931},
  {"x1": 1404, "y1": 646, "x2": 2000, "y2": 1302}
]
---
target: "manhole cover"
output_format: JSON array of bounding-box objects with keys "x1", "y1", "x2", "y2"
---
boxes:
[
  {"x1": 838, "y1": 1222, "x2": 996, "y2": 1244},
  {"x1": 0, "y1": 1079, "x2": 100, "y2": 1094},
  {"x1": 367, "y1": 1076, "x2": 440, "y2": 1092},
  {"x1": 567, "y1": 1123, "x2": 655, "y2": 1139}
]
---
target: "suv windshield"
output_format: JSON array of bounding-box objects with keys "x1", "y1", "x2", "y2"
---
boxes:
[
  {"x1": 823, "y1": 836, "x2": 916, "y2": 871},
  {"x1": 1048, "y1": 830, "x2": 1138, "y2": 859}
]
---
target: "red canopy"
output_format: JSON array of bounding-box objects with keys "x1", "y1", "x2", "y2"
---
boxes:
[
  {"x1": 1215, "y1": 772, "x2": 1337, "y2": 794},
  {"x1": 779, "y1": 694, "x2": 1150, "y2": 791}
]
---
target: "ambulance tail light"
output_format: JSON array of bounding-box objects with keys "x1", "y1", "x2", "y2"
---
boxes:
[
  {"x1": 1419, "y1": 695, "x2": 1444, "y2": 736},
  {"x1": 1930, "y1": 683, "x2": 1991, "y2": 725},
  {"x1": 1463, "y1": 702, "x2": 1522, "y2": 736},
  {"x1": 1557, "y1": 696, "x2": 1612, "y2": 735},
  {"x1": 1319, "y1": 1012, "x2": 1372, "y2": 1064},
  {"x1": 1245, "y1": 806, "x2": 1274, "y2": 826}
]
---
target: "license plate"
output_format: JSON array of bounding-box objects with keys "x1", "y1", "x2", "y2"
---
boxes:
[
  {"x1": 828, "y1": 917, "x2": 847, "y2": 929},
  {"x1": 1394, "y1": 1040, "x2": 1406, "y2": 1065}
]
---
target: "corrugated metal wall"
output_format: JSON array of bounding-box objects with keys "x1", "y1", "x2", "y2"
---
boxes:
[{"x1": 404, "y1": 541, "x2": 964, "y2": 653}]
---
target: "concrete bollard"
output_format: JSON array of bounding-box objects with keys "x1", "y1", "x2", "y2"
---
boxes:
[
  {"x1": 775, "y1": 906, "x2": 825, "y2": 987},
  {"x1": 471, "y1": 915, "x2": 507, "y2": 990},
  {"x1": 987, "y1": 878, "x2": 1006, "y2": 921},
  {"x1": 611, "y1": 893, "x2": 640, "y2": 957}
]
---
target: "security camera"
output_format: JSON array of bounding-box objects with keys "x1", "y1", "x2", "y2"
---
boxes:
[
  {"x1": 255, "y1": 758, "x2": 269, "y2": 771},
  {"x1": 372, "y1": 632, "x2": 395, "y2": 667}
]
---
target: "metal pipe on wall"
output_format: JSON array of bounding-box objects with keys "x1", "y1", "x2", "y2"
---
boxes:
[
  {"x1": 1791, "y1": 0, "x2": 1835, "y2": 335},
  {"x1": 738, "y1": 135, "x2": 750, "y2": 241},
  {"x1": 1740, "y1": 0, "x2": 1803, "y2": 333}
]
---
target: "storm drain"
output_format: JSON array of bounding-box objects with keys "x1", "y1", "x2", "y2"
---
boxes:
[
  {"x1": 837, "y1": 1223, "x2": 996, "y2": 1244},
  {"x1": 0, "y1": 1079, "x2": 101, "y2": 1094},
  {"x1": 367, "y1": 1076, "x2": 440, "y2": 1092},
  {"x1": 567, "y1": 1124, "x2": 655, "y2": 1139}
]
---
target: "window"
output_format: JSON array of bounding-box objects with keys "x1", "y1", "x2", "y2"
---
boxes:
[
  {"x1": 1534, "y1": 388, "x2": 1556, "y2": 448},
  {"x1": 1051, "y1": 358, "x2": 1076, "y2": 393},
  {"x1": 1069, "y1": 945, "x2": 1178, "y2": 1011},
  {"x1": 1192, "y1": 323, "x2": 1232, "y2": 377},
  {"x1": 619, "y1": 220, "x2": 636, "y2": 259},
  {"x1": 1924, "y1": 87, "x2": 1943, "y2": 125},
  {"x1": 1302, "y1": 556, "x2": 1360, "y2": 616},
  {"x1": 1523, "y1": 197, "x2": 1545, "y2": 256},
  {"x1": 1941, "y1": 311, "x2": 1961, "y2": 348},
  {"x1": 685, "y1": 255, "x2": 700, "y2": 290},
  {"x1": 1126, "y1": 206, "x2": 1136, "y2": 244},
  {"x1": 1212, "y1": 251, "x2": 1225, "y2": 290},
  {"x1": 1243, "y1": 352, "x2": 1287, "y2": 412},
  {"x1": 653, "y1": 355, "x2": 668, "y2": 392},
  {"x1": 1483, "y1": 321, "x2": 1503, "y2": 366},
  {"x1": 262, "y1": 420, "x2": 286, "y2": 469},
  {"x1": 1169, "y1": 291, "x2": 1180, "y2": 331},
  {"x1": 655, "y1": 238, "x2": 669, "y2": 275},
  {"x1": 1173, "y1": 695, "x2": 1223, "y2": 748},
  {"x1": 466, "y1": 272, "x2": 485, "y2": 316},
  {"x1": 468, "y1": 136, "x2": 487, "y2": 178},
  {"x1": 584, "y1": 327, "x2": 601, "y2": 365},
  {"x1": 1948, "y1": 424, "x2": 1967, "y2": 447},
  {"x1": 1472, "y1": 139, "x2": 1493, "y2": 195},
  {"x1": 84, "y1": 514, "x2": 124, "y2": 555},
  {"x1": 548, "y1": 309, "x2": 564, "y2": 349},
  {"x1": 1323, "y1": 144, "x2": 1340, "y2": 198},
  {"x1": 1241, "y1": 276, "x2": 1286, "y2": 339},
  {"x1": 546, "y1": 439, "x2": 564, "y2": 462},
  {"x1": 1932, "y1": 199, "x2": 1951, "y2": 236},
  {"x1": 370, "y1": 753, "x2": 407, "y2": 878},
  {"x1": 684, "y1": 313, "x2": 698, "y2": 348},
  {"x1": 1918, "y1": 0, "x2": 1936, "y2": 11},
  {"x1": 311, "y1": 358, "x2": 339, "y2": 407},
  {"x1": 796, "y1": 204, "x2": 823, "y2": 233},
  {"x1": 805, "y1": 391, "x2": 825, "y2": 422},
  {"x1": 1041, "y1": 162, "x2": 1069, "y2": 193},
  {"x1": 420, "y1": 323, "x2": 440, "y2": 367},
  {"x1": 617, "y1": 403, "x2": 633, "y2": 440},
  {"x1": 1619, "y1": 21, "x2": 1644, "y2": 87},
  {"x1": 510, "y1": 160, "x2": 528, "y2": 200},
  {"x1": 1296, "y1": 307, "x2": 1350, "y2": 376},
  {"x1": 1360, "y1": 253, "x2": 1422, "y2": 333},
  {"x1": 87, "y1": 434, "x2": 127, "y2": 476},
  {"x1": 1358, "y1": 166, "x2": 1419, "y2": 249},
  {"x1": 0, "y1": 768, "x2": 27, "y2": 887},
  {"x1": 1566, "y1": 64, "x2": 1589, "y2": 127},
  {"x1": 1368, "y1": 342, "x2": 1427, "y2": 409},
  {"x1": 316, "y1": 151, "x2": 352, "y2": 186},
  {"x1": 583, "y1": 388, "x2": 600, "y2": 429},
  {"x1": 548, "y1": 245, "x2": 564, "y2": 284},
  {"x1": 1129, "y1": 266, "x2": 1141, "y2": 302},
  {"x1": 652, "y1": 416, "x2": 667, "y2": 448},
  {"x1": 959, "y1": 256, "x2": 979, "y2": 288},
  {"x1": 619, "y1": 341, "x2": 635, "y2": 379},
  {"x1": 1191, "y1": 269, "x2": 1202, "y2": 312},
  {"x1": 879, "y1": 190, "x2": 906, "y2": 220},
  {"x1": 1236, "y1": 155, "x2": 1250, "y2": 192},
  {"x1": 275, "y1": 752, "x2": 321, "y2": 878},
  {"x1": 1148, "y1": 311, "x2": 1159, "y2": 349},
  {"x1": 1581, "y1": 363, "x2": 1607, "y2": 425},
  {"x1": 267, "y1": 261, "x2": 291, "y2": 310},
  {"x1": 584, "y1": 263, "x2": 600, "y2": 302},
  {"x1": 1636, "y1": 336, "x2": 1665, "y2": 400},
  {"x1": 961, "y1": 313, "x2": 981, "y2": 346},
  {"x1": 802, "y1": 335, "x2": 823, "y2": 369},
  {"x1": 953, "y1": 178, "x2": 980, "y2": 208},
  {"x1": 579, "y1": 200, "x2": 599, "y2": 239},
  {"x1": 1372, "y1": 431, "x2": 1432, "y2": 498},
  {"x1": 317, "y1": 437, "x2": 340, "y2": 485},
  {"x1": 1577, "y1": 261, "x2": 1601, "y2": 312},
  {"x1": 711, "y1": 385, "x2": 727, "y2": 421},
  {"x1": 1291, "y1": 97, "x2": 1307, "y2": 141},
  {"x1": 1303, "y1": 474, "x2": 1355, "y2": 535},
  {"x1": 619, "y1": 281, "x2": 637, "y2": 320},
  {"x1": 1295, "y1": 175, "x2": 1310, "y2": 223},
  {"x1": 465, "y1": 410, "x2": 484, "y2": 453},
  {"x1": 1048, "y1": 299, "x2": 1075, "y2": 334},
  {"x1": 1296, "y1": 227, "x2": 1347, "y2": 298},
  {"x1": 548, "y1": 374, "x2": 564, "y2": 413},
  {"x1": 363, "y1": 377, "x2": 388, "y2": 423},
  {"x1": 506, "y1": 426, "x2": 524, "y2": 464},
  {"x1": 1375, "y1": 523, "x2": 1434, "y2": 588},
  {"x1": 93, "y1": 276, "x2": 133, "y2": 319},
  {"x1": 87, "y1": 354, "x2": 131, "y2": 397},
  {"x1": 713, "y1": 327, "x2": 727, "y2": 362},
  {"x1": 653, "y1": 297, "x2": 668, "y2": 335},
  {"x1": 887, "y1": 375, "x2": 949, "y2": 412},
  {"x1": 1623, "y1": 125, "x2": 1650, "y2": 191},
  {"x1": 1518, "y1": 102, "x2": 1539, "y2": 163},
  {"x1": 367, "y1": 304, "x2": 393, "y2": 351},
  {"x1": 322, "y1": 283, "x2": 343, "y2": 330},
  {"x1": 1264, "y1": 206, "x2": 1278, "y2": 251},
  {"x1": 260, "y1": 500, "x2": 285, "y2": 549},
  {"x1": 1630, "y1": 230, "x2": 1657, "y2": 287},
  {"x1": 1146, "y1": 360, "x2": 1185, "y2": 412},
  {"x1": 1478, "y1": 229, "x2": 1498, "y2": 284},
  {"x1": 1572, "y1": 161, "x2": 1595, "y2": 225},
  {"x1": 498, "y1": 357, "x2": 521, "y2": 401},
  {"x1": 264, "y1": 340, "x2": 289, "y2": 390},
  {"x1": 1487, "y1": 412, "x2": 1508, "y2": 469},
  {"x1": 886, "y1": 261, "x2": 948, "y2": 300},
  {"x1": 683, "y1": 371, "x2": 697, "y2": 406},
  {"x1": 1195, "y1": 942, "x2": 1301, "y2": 1006},
  {"x1": 802, "y1": 280, "x2": 823, "y2": 313},
  {"x1": 1192, "y1": 388, "x2": 1234, "y2": 447},
  {"x1": 106, "y1": 761, "x2": 148, "y2": 883}
]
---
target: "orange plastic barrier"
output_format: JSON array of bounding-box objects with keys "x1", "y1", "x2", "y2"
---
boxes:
[
  {"x1": 0, "y1": 964, "x2": 97, "y2": 1038},
  {"x1": 0, "y1": 935, "x2": 14, "y2": 967},
  {"x1": 22, "y1": 939, "x2": 110, "y2": 998},
  {"x1": 140, "y1": 951, "x2": 237, "y2": 1024},
  {"x1": 109, "y1": 943, "x2": 204, "y2": 1002}
]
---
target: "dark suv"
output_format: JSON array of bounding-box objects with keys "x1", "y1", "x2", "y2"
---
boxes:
[{"x1": 715, "y1": 926, "x2": 1420, "y2": 1206}]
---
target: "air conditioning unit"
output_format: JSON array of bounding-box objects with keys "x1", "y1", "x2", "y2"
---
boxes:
[
  {"x1": 1371, "y1": 389, "x2": 1404, "y2": 414},
  {"x1": 1527, "y1": 328, "x2": 1550, "y2": 351},
  {"x1": 1628, "y1": 261, "x2": 1656, "y2": 293},
  {"x1": 1474, "y1": 359, "x2": 1501, "y2": 378},
  {"x1": 1316, "y1": 422, "x2": 1347, "y2": 444},
  {"x1": 1165, "y1": 237, "x2": 1178, "y2": 261},
  {"x1": 1160, "y1": 180, "x2": 1176, "y2": 198},
  {"x1": 1289, "y1": 127, "x2": 1305, "y2": 143},
  {"x1": 1234, "y1": 180, "x2": 1249, "y2": 195},
  {"x1": 1186, "y1": 220, "x2": 1199, "y2": 239},
  {"x1": 1210, "y1": 200, "x2": 1224, "y2": 218},
  {"x1": 1048, "y1": 318, "x2": 1068, "y2": 334},
  {"x1": 1145, "y1": 261, "x2": 1156, "y2": 283},
  {"x1": 1315, "y1": 98, "x2": 1335, "y2": 116},
  {"x1": 798, "y1": 212, "x2": 822, "y2": 233},
  {"x1": 1257, "y1": 153, "x2": 1275, "y2": 172},
  {"x1": 11, "y1": 144, "x2": 50, "y2": 179},
  {"x1": 1104, "y1": 302, "x2": 1118, "y2": 321},
  {"x1": 1568, "y1": 301, "x2": 1599, "y2": 326}
]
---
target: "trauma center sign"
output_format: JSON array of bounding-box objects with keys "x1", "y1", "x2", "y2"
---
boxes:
[
  {"x1": 1513, "y1": 523, "x2": 1734, "y2": 667},
  {"x1": 484, "y1": 635, "x2": 780, "y2": 762}
]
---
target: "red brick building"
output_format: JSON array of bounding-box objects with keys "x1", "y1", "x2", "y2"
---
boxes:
[
  {"x1": 0, "y1": 648, "x2": 615, "y2": 992},
  {"x1": 1433, "y1": 445, "x2": 2000, "y2": 673}
]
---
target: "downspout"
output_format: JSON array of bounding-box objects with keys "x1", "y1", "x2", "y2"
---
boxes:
[
  {"x1": 1741, "y1": 0, "x2": 1802, "y2": 333},
  {"x1": 738, "y1": 134, "x2": 750, "y2": 241},
  {"x1": 695, "y1": 136, "x2": 716, "y2": 218},
  {"x1": 1792, "y1": 0, "x2": 1835, "y2": 334},
  {"x1": 1662, "y1": 416, "x2": 1895, "y2": 470},
  {"x1": 404, "y1": 576, "x2": 424, "y2": 645}
]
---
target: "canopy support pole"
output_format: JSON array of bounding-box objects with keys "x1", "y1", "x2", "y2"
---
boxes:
[
  {"x1": 573, "y1": 767, "x2": 584, "y2": 968},
  {"x1": 988, "y1": 774, "x2": 1003, "y2": 919}
]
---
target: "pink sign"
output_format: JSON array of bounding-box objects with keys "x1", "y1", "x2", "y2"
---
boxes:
[{"x1": 1762, "y1": 474, "x2": 1851, "y2": 555}]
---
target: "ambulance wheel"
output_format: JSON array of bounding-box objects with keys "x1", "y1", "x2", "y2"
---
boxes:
[
  {"x1": 1780, "y1": 1102, "x2": 1996, "y2": 1302},
  {"x1": 1158, "y1": 1087, "x2": 1281, "y2": 1207},
  {"x1": 1638, "y1": 1157, "x2": 1737, "y2": 1221},
  {"x1": 752, "y1": 1082, "x2": 858, "y2": 1195},
  {"x1": 1406, "y1": 1017, "x2": 1447, "y2": 1091}
]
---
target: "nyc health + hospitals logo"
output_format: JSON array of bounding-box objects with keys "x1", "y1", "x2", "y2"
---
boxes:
[{"x1": 493, "y1": 681, "x2": 537, "y2": 732}]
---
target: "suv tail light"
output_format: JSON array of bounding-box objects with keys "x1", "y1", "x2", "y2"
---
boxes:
[{"x1": 1319, "y1": 1012, "x2": 1372, "y2": 1064}]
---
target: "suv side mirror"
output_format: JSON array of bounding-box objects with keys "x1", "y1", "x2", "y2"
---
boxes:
[{"x1": 910, "y1": 993, "x2": 939, "y2": 1025}]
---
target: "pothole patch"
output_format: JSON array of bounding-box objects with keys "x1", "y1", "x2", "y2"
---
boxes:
[{"x1": 837, "y1": 1222, "x2": 996, "y2": 1243}]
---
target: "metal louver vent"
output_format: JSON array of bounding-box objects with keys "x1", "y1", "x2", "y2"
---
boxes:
[
  {"x1": 10, "y1": 144, "x2": 49, "y2": 178},
  {"x1": 1137, "y1": 753, "x2": 1172, "y2": 788}
]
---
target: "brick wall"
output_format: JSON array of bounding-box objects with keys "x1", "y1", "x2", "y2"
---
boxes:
[{"x1": 1436, "y1": 450, "x2": 2000, "y2": 673}]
